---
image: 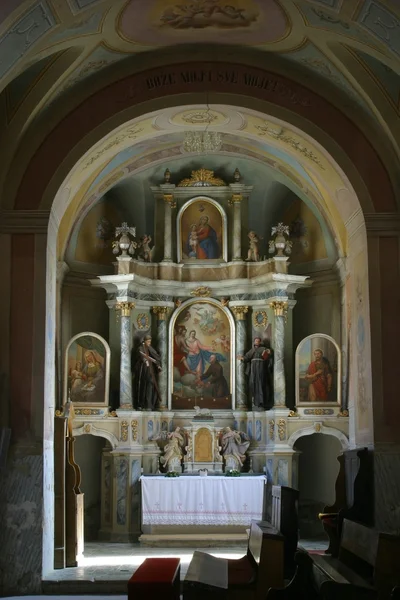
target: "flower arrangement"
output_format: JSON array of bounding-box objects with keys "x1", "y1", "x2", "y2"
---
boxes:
[
  {"x1": 225, "y1": 469, "x2": 241, "y2": 477},
  {"x1": 165, "y1": 471, "x2": 180, "y2": 478}
]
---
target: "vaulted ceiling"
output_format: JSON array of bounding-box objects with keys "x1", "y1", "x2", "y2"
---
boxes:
[{"x1": 1, "y1": 0, "x2": 399, "y2": 226}]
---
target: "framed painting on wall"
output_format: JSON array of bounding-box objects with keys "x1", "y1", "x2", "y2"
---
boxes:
[
  {"x1": 177, "y1": 196, "x2": 227, "y2": 262},
  {"x1": 64, "y1": 332, "x2": 110, "y2": 406},
  {"x1": 170, "y1": 299, "x2": 233, "y2": 409},
  {"x1": 295, "y1": 334, "x2": 341, "y2": 407}
]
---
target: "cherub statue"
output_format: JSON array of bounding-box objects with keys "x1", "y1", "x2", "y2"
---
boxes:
[
  {"x1": 139, "y1": 234, "x2": 153, "y2": 262},
  {"x1": 159, "y1": 426, "x2": 186, "y2": 472},
  {"x1": 220, "y1": 426, "x2": 250, "y2": 471},
  {"x1": 246, "y1": 230, "x2": 261, "y2": 262}
]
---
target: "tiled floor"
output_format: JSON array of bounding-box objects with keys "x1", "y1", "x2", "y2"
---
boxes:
[{"x1": 41, "y1": 537, "x2": 328, "y2": 594}]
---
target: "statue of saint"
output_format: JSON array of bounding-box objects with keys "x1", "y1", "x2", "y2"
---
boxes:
[
  {"x1": 132, "y1": 334, "x2": 162, "y2": 410},
  {"x1": 221, "y1": 427, "x2": 250, "y2": 468},
  {"x1": 160, "y1": 427, "x2": 185, "y2": 472},
  {"x1": 238, "y1": 337, "x2": 273, "y2": 409}
]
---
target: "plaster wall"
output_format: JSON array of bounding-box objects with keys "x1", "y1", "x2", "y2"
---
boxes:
[
  {"x1": 293, "y1": 280, "x2": 341, "y2": 350},
  {"x1": 61, "y1": 284, "x2": 109, "y2": 355}
]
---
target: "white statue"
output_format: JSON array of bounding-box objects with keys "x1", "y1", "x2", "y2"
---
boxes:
[
  {"x1": 159, "y1": 427, "x2": 186, "y2": 472},
  {"x1": 221, "y1": 427, "x2": 250, "y2": 471},
  {"x1": 194, "y1": 405, "x2": 212, "y2": 416}
]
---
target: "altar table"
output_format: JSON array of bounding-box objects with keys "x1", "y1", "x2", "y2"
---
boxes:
[{"x1": 141, "y1": 475, "x2": 266, "y2": 526}]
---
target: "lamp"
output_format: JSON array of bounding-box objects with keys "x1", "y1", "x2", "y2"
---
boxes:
[{"x1": 183, "y1": 130, "x2": 222, "y2": 153}]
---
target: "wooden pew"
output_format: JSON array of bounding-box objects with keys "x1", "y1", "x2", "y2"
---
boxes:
[
  {"x1": 183, "y1": 520, "x2": 284, "y2": 600},
  {"x1": 270, "y1": 485, "x2": 299, "y2": 575},
  {"x1": 266, "y1": 519, "x2": 400, "y2": 600},
  {"x1": 319, "y1": 448, "x2": 373, "y2": 557}
]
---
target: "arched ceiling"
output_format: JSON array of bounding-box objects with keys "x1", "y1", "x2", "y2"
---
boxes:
[
  {"x1": 1, "y1": 0, "x2": 400, "y2": 144},
  {"x1": 0, "y1": 0, "x2": 399, "y2": 249}
]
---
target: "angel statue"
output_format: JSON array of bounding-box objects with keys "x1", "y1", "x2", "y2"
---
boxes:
[
  {"x1": 220, "y1": 427, "x2": 250, "y2": 472},
  {"x1": 159, "y1": 426, "x2": 186, "y2": 473}
]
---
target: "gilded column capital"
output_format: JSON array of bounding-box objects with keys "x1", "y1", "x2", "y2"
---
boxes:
[
  {"x1": 228, "y1": 193, "x2": 243, "y2": 206},
  {"x1": 163, "y1": 194, "x2": 176, "y2": 208},
  {"x1": 115, "y1": 302, "x2": 135, "y2": 317},
  {"x1": 269, "y1": 301, "x2": 288, "y2": 318},
  {"x1": 152, "y1": 306, "x2": 169, "y2": 320},
  {"x1": 231, "y1": 306, "x2": 248, "y2": 320}
]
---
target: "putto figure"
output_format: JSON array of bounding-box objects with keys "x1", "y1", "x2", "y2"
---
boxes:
[
  {"x1": 246, "y1": 230, "x2": 261, "y2": 262},
  {"x1": 132, "y1": 334, "x2": 162, "y2": 410},
  {"x1": 238, "y1": 337, "x2": 273, "y2": 409}
]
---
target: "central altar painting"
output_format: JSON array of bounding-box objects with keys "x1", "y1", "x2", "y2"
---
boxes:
[{"x1": 171, "y1": 300, "x2": 232, "y2": 409}]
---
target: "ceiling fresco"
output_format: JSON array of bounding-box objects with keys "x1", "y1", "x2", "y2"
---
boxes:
[
  {"x1": 118, "y1": 0, "x2": 289, "y2": 45},
  {"x1": 0, "y1": 0, "x2": 399, "y2": 248}
]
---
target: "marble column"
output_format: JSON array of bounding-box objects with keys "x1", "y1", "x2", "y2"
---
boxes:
[
  {"x1": 152, "y1": 306, "x2": 169, "y2": 409},
  {"x1": 162, "y1": 194, "x2": 176, "y2": 262},
  {"x1": 230, "y1": 194, "x2": 243, "y2": 261},
  {"x1": 116, "y1": 302, "x2": 135, "y2": 409},
  {"x1": 231, "y1": 305, "x2": 248, "y2": 409},
  {"x1": 269, "y1": 301, "x2": 288, "y2": 407}
]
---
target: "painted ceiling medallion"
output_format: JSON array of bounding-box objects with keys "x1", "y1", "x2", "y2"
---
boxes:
[
  {"x1": 119, "y1": 0, "x2": 289, "y2": 45},
  {"x1": 178, "y1": 168, "x2": 226, "y2": 187},
  {"x1": 181, "y1": 109, "x2": 218, "y2": 124}
]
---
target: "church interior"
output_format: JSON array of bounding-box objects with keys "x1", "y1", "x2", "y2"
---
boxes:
[{"x1": 0, "y1": 0, "x2": 400, "y2": 597}]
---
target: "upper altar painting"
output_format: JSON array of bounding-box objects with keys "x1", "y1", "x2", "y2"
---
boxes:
[{"x1": 178, "y1": 197, "x2": 226, "y2": 262}]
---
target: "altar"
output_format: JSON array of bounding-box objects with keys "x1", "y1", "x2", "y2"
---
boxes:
[{"x1": 140, "y1": 475, "x2": 267, "y2": 534}]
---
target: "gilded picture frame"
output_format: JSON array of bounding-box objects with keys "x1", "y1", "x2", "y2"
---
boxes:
[
  {"x1": 169, "y1": 298, "x2": 235, "y2": 409},
  {"x1": 64, "y1": 332, "x2": 111, "y2": 406},
  {"x1": 177, "y1": 196, "x2": 227, "y2": 263},
  {"x1": 295, "y1": 334, "x2": 341, "y2": 407}
]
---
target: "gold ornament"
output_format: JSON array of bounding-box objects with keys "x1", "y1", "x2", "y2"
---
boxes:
[
  {"x1": 277, "y1": 419, "x2": 286, "y2": 441},
  {"x1": 338, "y1": 409, "x2": 349, "y2": 417},
  {"x1": 178, "y1": 168, "x2": 226, "y2": 187},
  {"x1": 115, "y1": 302, "x2": 135, "y2": 317},
  {"x1": 152, "y1": 306, "x2": 169, "y2": 320},
  {"x1": 120, "y1": 420, "x2": 128, "y2": 442},
  {"x1": 131, "y1": 420, "x2": 138, "y2": 442},
  {"x1": 231, "y1": 306, "x2": 249, "y2": 320},
  {"x1": 190, "y1": 286, "x2": 211, "y2": 297}
]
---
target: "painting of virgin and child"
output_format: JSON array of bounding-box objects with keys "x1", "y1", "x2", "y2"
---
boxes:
[
  {"x1": 65, "y1": 333, "x2": 110, "y2": 405},
  {"x1": 172, "y1": 301, "x2": 231, "y2": 409},
  {"x1": 179, "y1": 198, "x2": 224, "y2": 261}
]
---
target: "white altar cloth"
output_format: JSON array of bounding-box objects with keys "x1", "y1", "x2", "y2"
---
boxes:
[{"x1": 141, "y1": 475, "x2": 266, "y2": 526}]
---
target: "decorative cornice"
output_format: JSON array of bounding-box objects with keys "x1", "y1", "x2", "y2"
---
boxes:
[
  {"x1": 364, "y1": 213, "x2": 400, "y2": 234},
  {"x1": 0, "y1": 210, "x2": 50, "y2": 233}
]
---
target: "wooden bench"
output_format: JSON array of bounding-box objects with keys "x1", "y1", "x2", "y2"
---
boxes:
[
  {"x1": 128, "y1": 557, "x2": 181, "y2": 600},
  {"x1": 266, "y1": 519, "x2": 400, "y2": 600},
  {"x1": 183, "y1": 520, "x2": 284, "y2": 599},
  {"x1": 319, "y1": 448, "x2": 373, "y2": 557},
  {"x1": 269, "y1": 484, "x2": 299, "y2": 574}
]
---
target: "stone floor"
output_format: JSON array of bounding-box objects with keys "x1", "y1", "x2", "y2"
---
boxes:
[{"x1": 40, "y1": 537, "x2": 328, "y2": 595}]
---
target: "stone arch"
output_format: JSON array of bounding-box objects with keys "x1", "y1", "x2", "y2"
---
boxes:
[
  {"x1": 287, "y1": 424, "x2": 349, "y2": 451},
  {"x1": 72, "y1": 424, "x2": 118, "y2": 449},
  {"x1": 35, "y1": 62, "x2": 389, "y2": 576}
]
